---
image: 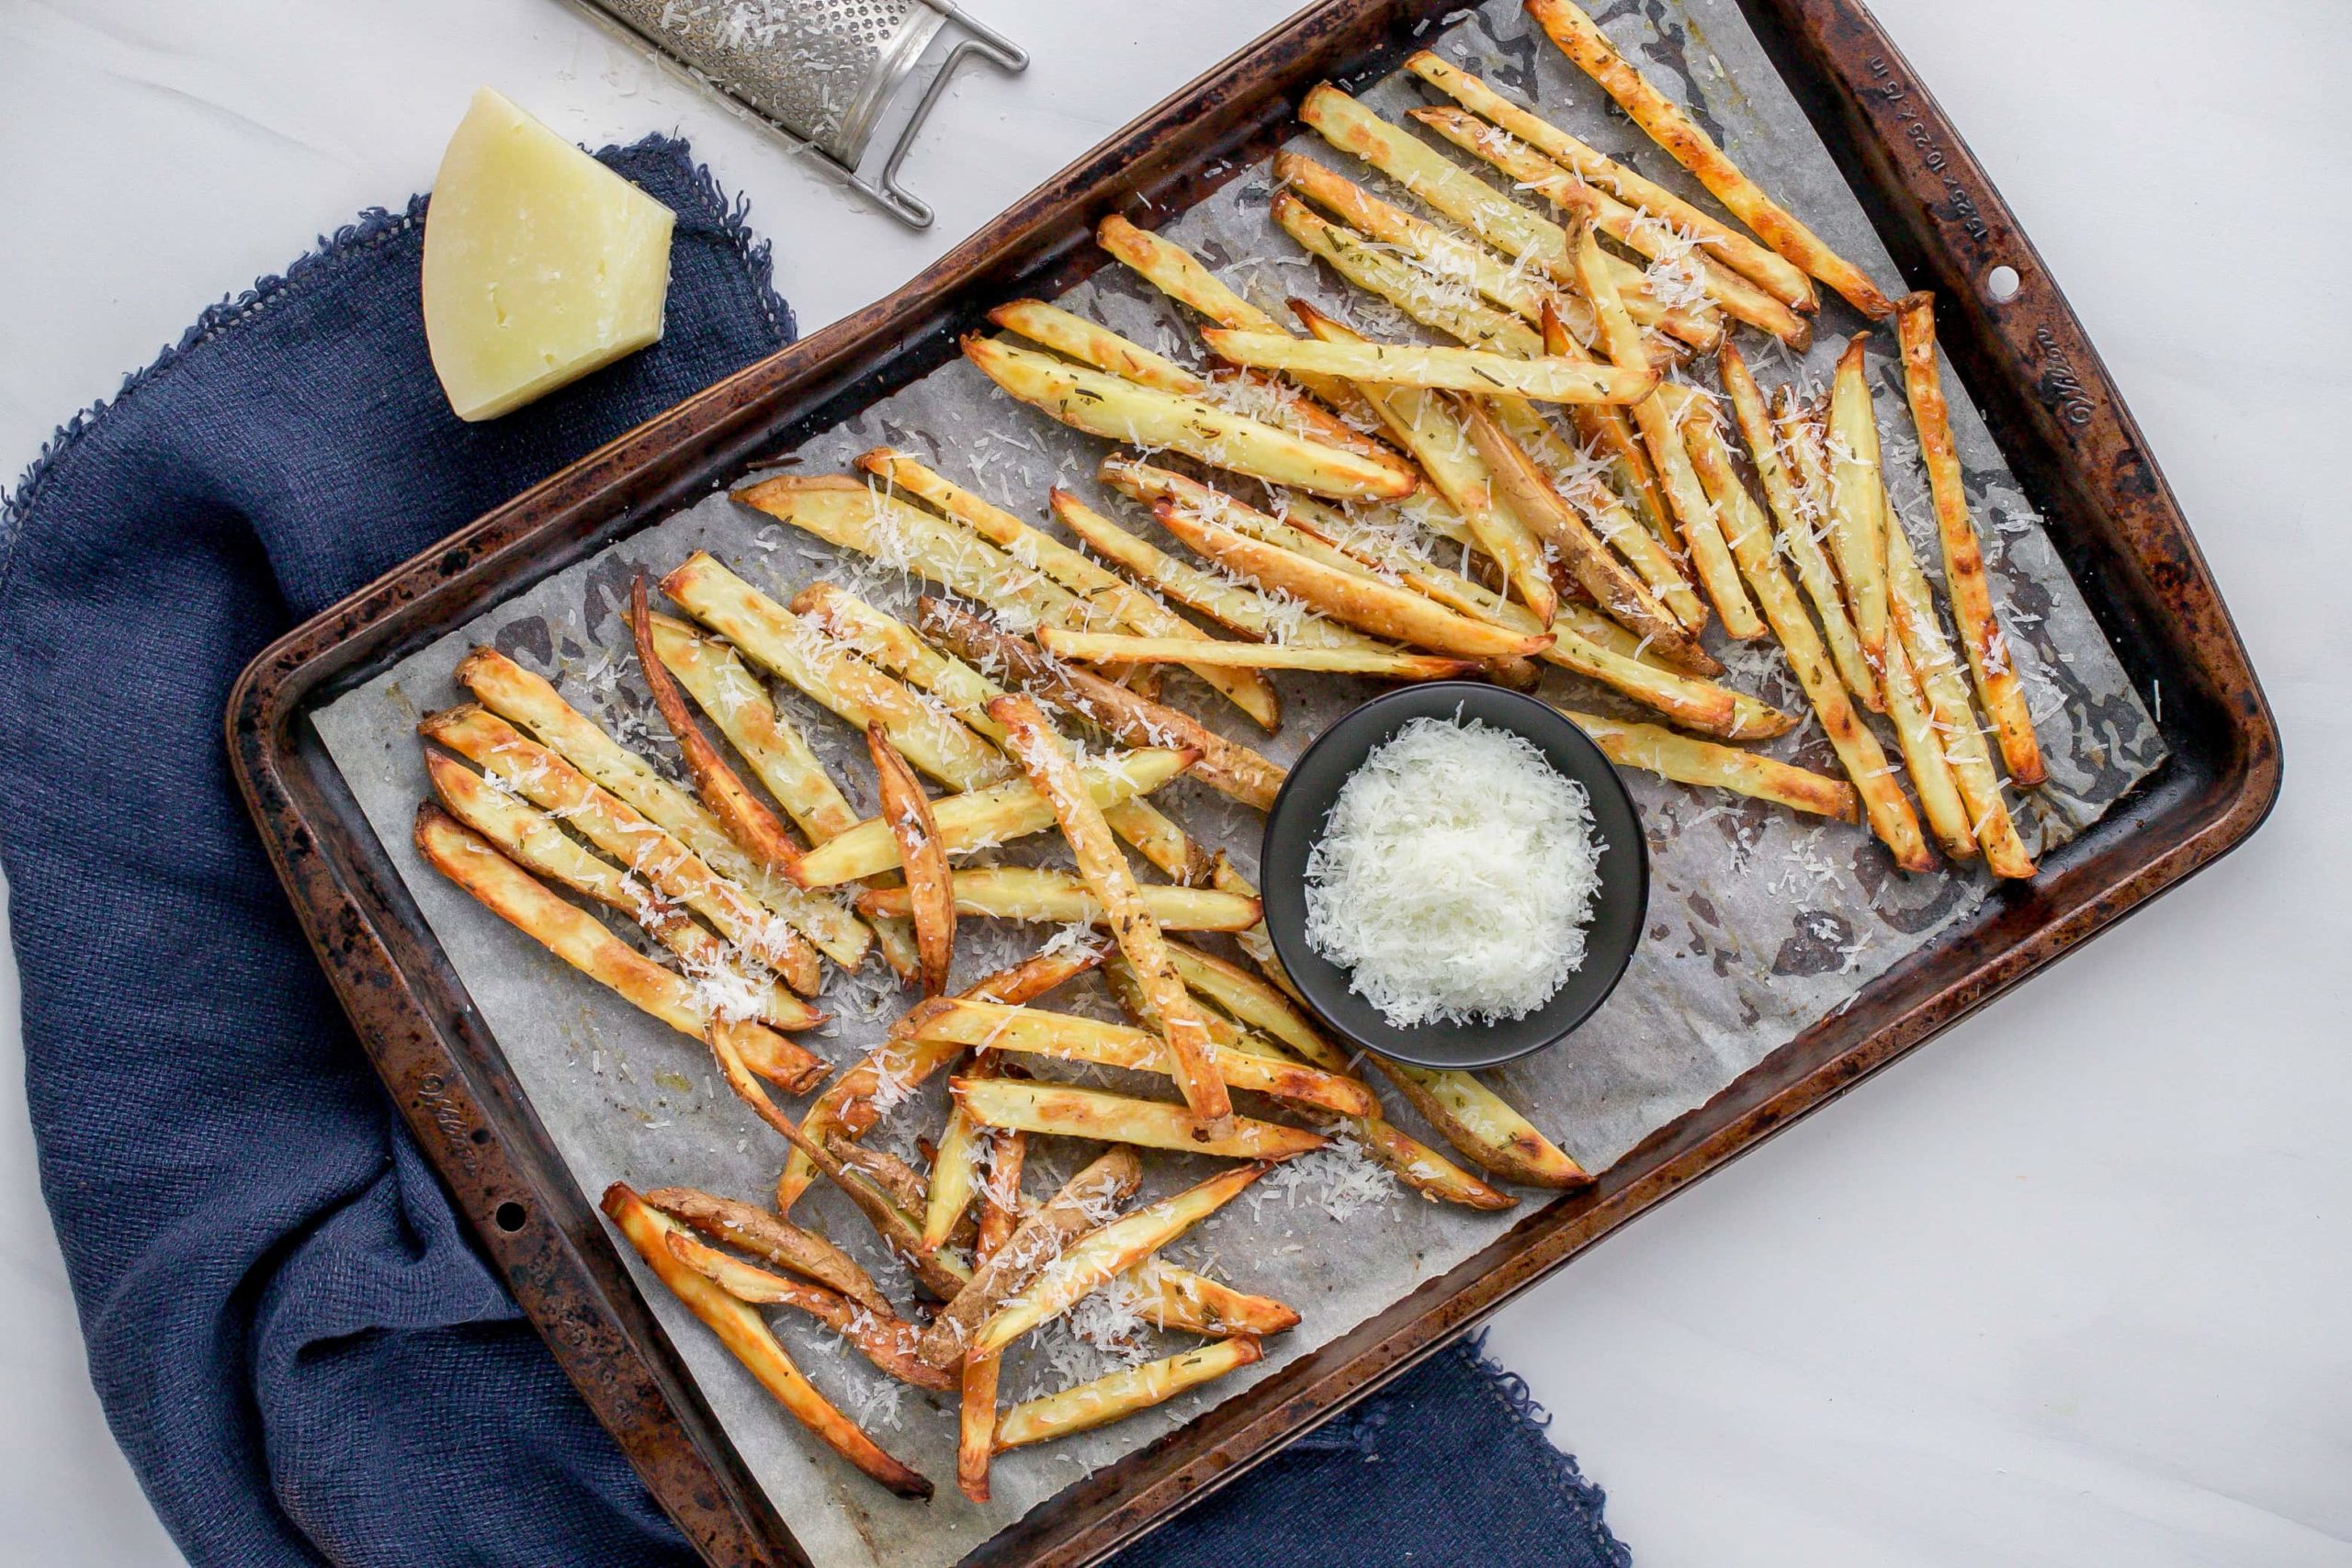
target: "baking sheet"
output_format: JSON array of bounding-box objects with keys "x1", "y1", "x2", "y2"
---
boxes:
[{"x1": 311, "y1": 2, "x2": 2164, "y2": 1562}]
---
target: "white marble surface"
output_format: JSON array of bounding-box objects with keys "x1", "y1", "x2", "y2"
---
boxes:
[{"x1": 0, "y1": 2, "x2": 2344, "y2": 1564}]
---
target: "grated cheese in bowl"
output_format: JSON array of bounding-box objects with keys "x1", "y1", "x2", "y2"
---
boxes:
[{"x1": 1303, "y1": 715, "x2": 1602, "y2": 1028}]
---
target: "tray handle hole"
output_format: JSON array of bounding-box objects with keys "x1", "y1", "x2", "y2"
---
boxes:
[
  {"x1": 1984, "y1": 264, "x2": 2023, "y2": 303},
  {"x1": 494, "y1": 1201, "x2": 528, "y2": 1233}
]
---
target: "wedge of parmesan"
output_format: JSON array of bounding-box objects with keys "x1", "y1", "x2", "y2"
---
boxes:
[{"x1": 422, "y1": 88, "x2": 673, "y2": 422}]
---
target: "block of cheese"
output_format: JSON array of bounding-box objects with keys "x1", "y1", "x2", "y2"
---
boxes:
[{"x1": 422, "y1": 88, "x2": 674, "y2": 423}]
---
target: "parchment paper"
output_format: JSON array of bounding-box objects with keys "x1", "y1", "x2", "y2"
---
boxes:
[{"x1": 311, "y1": 3, "x2": 2164, "y2": 1562}]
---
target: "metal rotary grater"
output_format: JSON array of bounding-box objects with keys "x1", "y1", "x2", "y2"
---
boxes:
[{"x1": 571, "y1": 0, "x2": 1025, "y2": 228}]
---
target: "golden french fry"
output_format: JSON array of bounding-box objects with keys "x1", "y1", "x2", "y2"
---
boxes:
[
  {"x1": 1827, "y1": 335, "x2": 1893, "y2": 672},
  {"x1": 1895, "y1": 293, "x2": 2046, "y2": 786},
  {"x1": 1723, "y1": 353, "x2": 1880, "y2": 707},
  {"x1": 1677, "y1": 400, "x2": 1936, "y2": 872},
  {"x1": 660, "y1": 554, "x2": 1012, "y2": 792},
  {"x1": 920, "y1": 1100, "x2": 987, "y2": 1256},
  {"x1": 629, "y1": 576, "x2": 806, "y2": 886},
  {"x1": 852, "y1": 447, "x2": 1281, "y2": 731},
  {"x1": 919, "y1": 1147, "x2": 1142, "y2": 1367},
  {"x1": 1884, "y1": 502, "x2": 2038, "y2": 878},
  {"x1": 455, "y1": 646, "x2": 865, "y2": 972},
  {"x1": 1289, "y1": 299, "x2": 1559, "y2": 622},
  {"x1": 864, "y1": 722, "x2": 953, "y2": 994},
  {"x1": 989, "y1": 694, "x2": 1230, "y2": 1126},
  {"x1": 827, "y1": 1134, "x2": 933, "y2": 1218},
  {"x1": 1573, "y1": 224, "x2": 1764, "y2": 638},
  {"x1": 642, "y1": 1187, "x2": 889, "y2": 1314},
  {"x1": 1526, "y1": 0, "x2": 1893, "y2": 318},
  {"x1": 1037, "y1": 627, "x2": 1472, "y2": 680},
  {"x1": 1870, "y1": 532, "x2": 1979, "y2": 863},
  {"x1": 854, "y1": 867, "x2": 1261, "y2": 932},
  {"x1": 954, "y1": 1077, "x2": 1325, "y2": 1162},
  {"x1": 1200, "y1": 328, "x2": 1656, "y2": 404},
  {"x1": 1456, "y1": 398, "x2": 1713, "y2": 670},
  {"x1": 603, "y1": 1185, "x2": 932, "y2": 1498},
  {"x1": 908, "y1": 1000, "x2": 1377, "y2": 1118},
  {"x1": 1273, "y1": 152, "x2": 1596, "y2": 349},
  {"x1": 1410, "y1": 104, "x2": 1813, "y2": 347},
  {"x1": 1538, "y1": 615, "x2": 1740, "y2": 739},
  {"x1": 1371, "y1": 1061, "x2": 1589, "y2": 1189},
  {"x1": 962, "y1": 333, "x2": 1414, "y2": 501},
  {"x1": 660, "y1": 1228, "x2": 956, "y2": 1393},
  {"x1": 1403, "y1": 50, "x2": 1815, "y2": 310},
  {"x1": 993, "y1": 1337, "x2": 1264, "y2": 1452},
  {"x1": 1298, "y1": 84, "x2": 1719, "y2": 349},
  {"x1": 794, "y1": 746, "x2": 1193, "y2": 887},
  {"x1": 967, "y1": 1163, "x2": 1270, "y2": 1360},
  {"x1": 423, "y1": 753, "x2": 821, "y2": 1034},
  {"x1": 1557, "y1": 707, "x2": 1859, "y2": 821},
  {"x1": 919, "y1": 600, "x2": 1289, "y2": 811},
  {"x1": 1125, "y1": 1259, "x2": 1299, "y2": 1337},
  {"x1": 1054, "y1": 487, "x2": 1385, "y2": 654},
  {"x1": 413, "y1": 807, "x2": 827, "y2": 1090}
]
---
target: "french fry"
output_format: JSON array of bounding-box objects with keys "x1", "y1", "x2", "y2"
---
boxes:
[
  {"x1": 628, "y1": 576, "x2": 807, "y2": 886},
  {"x1": 1722, "y1": 355, "x2": 1879, "y2": 706},
  {"x1": 961, "y1": 333, "x2": 1414, "y2": 502},
  {"x1": 985, "y1": 300, "x2": 1409, "y2": 474},
  {"x1": 1200, "y1": 328, "x2": 1656, "y2": 405},
  {"x1": 659, "y1": 554, "x2": 1011, "y2": 791},
  {"x1": 1542, "y1": 302, "x2": 1698, "y2": 626},
  {"x1": 1538, "y1": 615, "x2": 1747, "y2": 739},
  {"x1": 794, "y1": 746, "x2": 1193, "y2": 886},
  {"x1": 989, "y1": 694, "x2": 1230, "y2": 1125},
  {"x1": 1573, "y1": 221, "x2": 1765, "y2": 639},
  {"x1": 1526, "y1": 0, "x2": 1893, "y2": 318},
  {"x1": 1290, "y1": 300, "x2": 1558, "y2": 621},
  {"x1": 660, "y1": 1228, "x2": 957, "y2": 1393},
  {"x1": 423, "y1": 753, "x2": 822, "y2": 1034},
  {"x1": 413, "y1": 807, "x2": 827, "y2": 1091},
  {"x1": 954, "y1": 1077, "x2": 1325, "y2": 1162},
  {"x1": 919, "y1": 1147, "x2": 1143, "y2": 1367},
  {"x1": 1677, "y1": 402, "x2": 1936, "y2": 871},
  {"x1": 854, "y1": 867, "x2": 1261, "y2": 932},
  {"x1": 642, "y1": 615, "x2": 909, "y2": 976},
  {"x1": 907, "y1": 1000, "x2": 1378, "y2": 1118},
  {"x1": 1156, "y1": 499, "x2": 1550, "y2": 661},
  {"x1": 455, "y1": 647, "x2": 865, "y2": 972},
  {"x1": 419, "y1": 706, "x2": 827, "y2": 998},
  {"x1": 642, "y1": 1187, "x2": 890, "y2": 1314},
  {"x1": 1874, "y1": 573, "x2": 1980, "y2": 863},
  {"x1": 1895, "y1": 293, "x2": 2046, "y2": 785},
  {"x1": 603, "y1": 1185, "x2": 932, "y2": 1498},
  {"x1": 1053, "y1": 487, "x2": 1388, "y2": 655},
  {"x1": 1456, "y1": 398, "x2": 1714, "y2": 671},
  {"x1": 1273, "y1": 153, "x2": 1594, "y2": 350},
  {"x1": 994, "y1": 1337, "x2": 1263, "y2": 1452},
  {"x1": 779, "y1": 942, "x2": 1107, "y2": 1214},
  {"x1": 1403, "y1": 50, "x2": 1816, "y2": 310},
  {"x1": 1372, "y1": 1061, "x2": 1590, "y2": 1189},
  {"x1": 1125, "y1": 1260, "x2": 1299, "y2": 1338},
  {"x1": 828, "y1": 1134, "x2": 933, "y2": 1218},
  {"x1": 919, "y1": 599, "x2": 1289, "y2": 811},
  {"x1": 1298, "y1": 83, "x2": 1720, "y2": 349},
  {"x1": 1556, "y1": 707, "x2": 1859, "y2": 821},
  {"x1": 967, "y1": 1163, "x2": 1271, "y2": 1360},
  {"x1": 1410, "y1": 104, "x2": 1813, "y2": 347},
  {"x1": 921, "y1": 1099, "x2": 988, "y2": 1257},
  {"x1": 1036, "y1": 628, "x2": 1473, "y2": 680},
  {"x1": 1885, "y1": 504, "x2": 2038, "y2": 878},
  {"x1": 852, "y1": 447, "x2": 1281, "y2": 731},
  {"x1": 1826, "y1": 335, "x2": 1893, "y2": 671},
  {"x1": 864, "y1": 722, "x2": 953, "y2": 994}
]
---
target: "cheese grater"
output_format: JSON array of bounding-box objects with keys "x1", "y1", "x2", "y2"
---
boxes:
[{"x1": 570, "y1": 0, "x2": 1025, "y2": 229}]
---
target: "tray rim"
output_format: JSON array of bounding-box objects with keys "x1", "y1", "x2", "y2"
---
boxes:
[{"x1": 225, "y1": 1, "x2": 2284, "y2": 1563}]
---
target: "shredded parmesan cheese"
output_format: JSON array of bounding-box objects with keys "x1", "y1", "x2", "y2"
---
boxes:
[{"x1": 1304, "y1": 716, "x2": 1602, "y2": 1027}]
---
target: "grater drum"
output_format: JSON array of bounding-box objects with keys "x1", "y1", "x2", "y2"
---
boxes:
[{"x1": 571, "y1": 0, "x2": 1024, "y2": 228}]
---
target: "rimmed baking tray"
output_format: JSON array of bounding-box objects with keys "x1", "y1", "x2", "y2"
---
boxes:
[{"x1": 227, "y1": 1, "x2": 2281, "y2": 1562}]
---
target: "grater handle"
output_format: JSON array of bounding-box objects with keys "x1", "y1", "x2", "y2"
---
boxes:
[{"x1": 868, "y1": 5, "x2": 1027, "y2": 229}]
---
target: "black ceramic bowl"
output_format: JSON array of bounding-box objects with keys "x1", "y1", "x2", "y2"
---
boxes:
[{"x1": 1259, "y1": 682, "x2": 1648, "y2": 1070}]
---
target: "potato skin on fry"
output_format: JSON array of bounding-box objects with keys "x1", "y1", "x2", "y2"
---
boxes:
[
  {"x1": 993, "y1": 1337, "x2": 1264, "y2": 1451},
  {"x1": 864, "y1": 722, "x2": 953, "y2": 996}
]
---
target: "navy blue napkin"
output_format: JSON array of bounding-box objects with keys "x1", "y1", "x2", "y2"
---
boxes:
[{"x1": 0, "y1": 134, "x2": 1627, "y2": 1568}]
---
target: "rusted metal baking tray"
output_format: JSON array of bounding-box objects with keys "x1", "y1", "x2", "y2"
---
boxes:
[{"x1": 227, "y1": 0, "x2": 2281, "y2": 1562}]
